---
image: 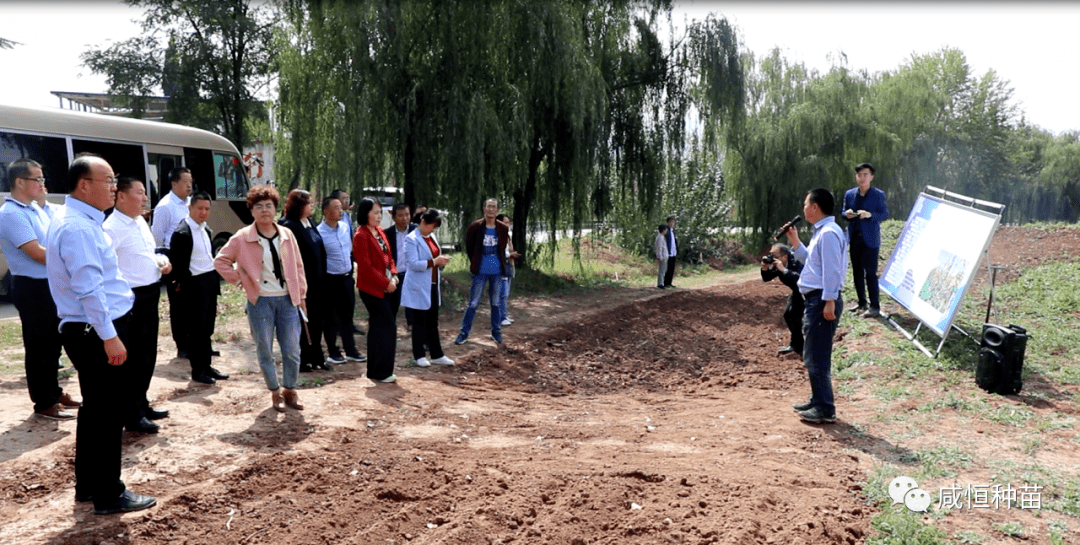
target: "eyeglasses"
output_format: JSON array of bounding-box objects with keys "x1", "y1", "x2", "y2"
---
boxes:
[
  {"x1": 252, "y1": 202, "x2": 276, "y2": 211},
  {"x1": 81, "y1": 176, "x2": 118, "y2": 186},
  {"x1": 17, "y1": 176, "x2": 46, "y2": 184}
]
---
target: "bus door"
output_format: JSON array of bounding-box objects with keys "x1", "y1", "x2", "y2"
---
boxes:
[{"x1": 147, "y1": 146, "x2": 184, "y2": 206}]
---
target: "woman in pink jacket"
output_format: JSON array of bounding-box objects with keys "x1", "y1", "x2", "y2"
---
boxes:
[{"x1": 214, "y1": 185, "x2": 308, "y2": 412}]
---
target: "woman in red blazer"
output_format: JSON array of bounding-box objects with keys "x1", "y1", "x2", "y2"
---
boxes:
[{"x1": 353, "y1": 197, "x2": 399, "y2": 383}]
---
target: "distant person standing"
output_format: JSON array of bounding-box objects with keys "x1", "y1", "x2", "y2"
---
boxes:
[
  {"x1": 353, "y1": 198, "x2": 399, "y2": 383},
  {"x1": 785, "y1": 188, "x2": 847, "y2": 424},
  {"x1": 401, "y1": 209, "x2": 454, "y2": 367},
  {"x1": 654, "y1": 224, "x2": 669, "y2": 289},
  {"x1": 168, "y1": 192, "x2": 228, "y2": 385},
  {"x1": 278, "y1": 189, "x2": 328, "y2": 372},
  {"x1": 330, "y1": 189, "x2": 354, "y2": 236},
  {"x1": 317, "y1": 196, "x2": 366, "y2": 365},
  {"x1": 843, "y1": 162, "x2": 889, "y2": 318},
  {"x1": 663, "y1": 215, "x2": 678, "y2": 288},
  {"x1": 152, "y1": 168, "x2": 193, "y2": 357},
  {"x1": 0, "y1": 158, "x2": 80, "y2": 421},
  {"x1": 384, "y1": 203, "x2": 416, "y2": 327},
  {"x1": 103, "y1": 177, "x2": 172, "y2": 434},
  {"x1": 495, "y1": 214, "x2": 520, "y2": 326},
  {"x1": 454, "y1": 198, "x2": 509, "y2": 345},
  {"x1": 48, "y1": 154, "x2": 156, "y2": 514}
]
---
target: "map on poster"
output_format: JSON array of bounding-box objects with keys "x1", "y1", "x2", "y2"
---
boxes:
[{"x1": 879, "y1": 192, "x2": 1000, "y2": 336}]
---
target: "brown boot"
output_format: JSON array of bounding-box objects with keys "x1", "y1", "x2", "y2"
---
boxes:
[
  {"x1": 270, "y1": 389, "x2": 285, "y2": 412},
  {"x1": 283, "y1": 388, "x2": 304, "y2": 410}
]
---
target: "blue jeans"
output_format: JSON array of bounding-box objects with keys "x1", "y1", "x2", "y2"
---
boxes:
[
  {"x1": 459, "y1": 273, "x2": 503, "y2": 335},
  {"x1": 499, "y1": 276, "x2": 511, "y2": 320},
  {"x1": 247, "y1": 295, "x2": 302, "y2": 391},
  {"x1": 802, "y1": 291, "x2": 842, "y2": 416}
]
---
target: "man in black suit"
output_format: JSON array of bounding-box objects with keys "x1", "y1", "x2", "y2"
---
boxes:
[
  {"x1": 167, "y1": 192, "x2": 228, "y2": 384},
  {"x1": 384, "y1": 203, "x2": 416, "y2": 326}
]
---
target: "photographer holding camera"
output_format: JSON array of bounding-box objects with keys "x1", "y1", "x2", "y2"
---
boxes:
[{"x1": 761, "y1": 243, "x2": 804, "y2": 356}]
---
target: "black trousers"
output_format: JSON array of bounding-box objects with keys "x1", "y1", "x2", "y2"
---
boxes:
[
  {"x1": 323, "y1": 274, "x2": 359, "y2": 357},
  {"x1": 664, "y1": 256, "x2": 677, "y2": 286},
  {"x1": 182, "y1": 272, "x2": 219, "y2": 374},
  {"x1": 388, "y1": 272, "x2": 414, "y2": 326},
  {"x1": 127, "y1": 284, "x2": 161, "y2": 422},
  {"x1": 359, "y1": 290, "x2": 396, "y2": 380},
  {"x1": 410, "y1": 282, "x2": 445, "y2": 360},
  {"x1": 784, "y1": 294, "x2": 805, "y2": 354},
  {"x1": 166, "y1": 281, "x2": 188, "y2": 353},
  {"x1": 64, "y1": 313, "x2": 132, "y2": 506},
  {"x1": 299, "y1": 280, "x2": 325, "y2": 366},
  {"x1": 850, "y1": 237, "x2": 881, "y2": 310},
  {"x1": 12, "y1": 276, "x2": 64, "y2": 413}
]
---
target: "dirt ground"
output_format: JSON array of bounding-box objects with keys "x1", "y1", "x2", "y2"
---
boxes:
[{"x1": 0, "y1": 225, "x2": 1077, "y2": 545}]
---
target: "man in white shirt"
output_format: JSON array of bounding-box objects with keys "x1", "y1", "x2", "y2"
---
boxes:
[
  {"x1": 103, "y1": 177, "x2": 173, "y2": 433},
  {"x1": 153, "y1": 168, "x2": 193, "y2": 356},
  {"x1": 167, "y1": 192, "x2": 228, "y2": 384}
]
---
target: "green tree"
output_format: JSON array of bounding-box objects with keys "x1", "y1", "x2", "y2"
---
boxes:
[{"x1": 81, "y1": 0, "x2": 275, "y2": 148}]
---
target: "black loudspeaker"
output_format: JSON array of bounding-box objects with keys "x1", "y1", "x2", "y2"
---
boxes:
[{"x1": 975, "y1": 323, "x2": 1027, "y2": 395}]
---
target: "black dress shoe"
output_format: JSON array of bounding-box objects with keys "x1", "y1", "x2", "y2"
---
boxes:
[
  {"x1": 145, "y1": 407, "x2": 169, "y2": 420},
  {"x1": 206, "y1": 367, "x2": 230, "y2": 380},
  {"x1": 75, "y1": 492, "x2": 92, "y2": 502},
  {"x1": 792, "y1": 400, "x2": 814, "y2": 412},
  {"x1": 192, "y1": 372, "x2": 216, "y2": 385},
  {"x1": 299, "y1": 363, "x2": 314, "y2": 373},
  {"x1": 94, "y1": 490, "x2": 157, "y2": 515},
  {"x1": 847, "y1": 304, "x2": 867, "y2": 313},
  {"x1": 211, "y1": 348, "x2": 221, "y2": 357},
  {"x1": 126, "y1": 417, "x2": 160, "y2": 434},
  {"x1": 777, "y1": 345, "x2": 796, "y2": 355},
  {"x1": 316, "y1": 361, "x2": 333, "y2": 371}
]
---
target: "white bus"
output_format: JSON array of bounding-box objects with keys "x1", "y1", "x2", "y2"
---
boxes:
[{"x1": 0, "y1": 103, "x2": 251, "y2": 299}]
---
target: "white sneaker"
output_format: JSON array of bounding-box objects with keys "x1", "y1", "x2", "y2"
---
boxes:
[
  {"x1": 501, "y1": 318, "x2": 512, "y2": 326},
  {"x1": 431, "y1": 356, "x2": 455, "y2": 366},
  {"x1": 415, "y1": 357, "x2": 431, "y2": 367},
  {"x1": 379, "y1": 374, "x2": 397, "y2": 383}
]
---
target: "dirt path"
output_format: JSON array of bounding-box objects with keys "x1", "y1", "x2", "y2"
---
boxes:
[{"x1": 0, "y1": 224, "x2": 1076, "y2": 544}]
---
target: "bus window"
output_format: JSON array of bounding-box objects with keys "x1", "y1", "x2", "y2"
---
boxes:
[
  {"x1": 0, "y1": 131, "x2": 68, "y2": 193},
  {"x1": 72, "y1": 139, "x2": 148, "y2": 188},
  {"x1": 213, "y1": 152, "x2": 248, "y2": 199}
]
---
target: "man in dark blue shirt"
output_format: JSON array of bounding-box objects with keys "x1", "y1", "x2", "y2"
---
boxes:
[{"x1": 843, "y1": 163, "x2": 890, "y2": 318}]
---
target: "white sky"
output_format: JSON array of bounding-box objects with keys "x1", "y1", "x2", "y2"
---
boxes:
[{"x1": 1, "y1": 2, "x2": 1077, "y2": 135}]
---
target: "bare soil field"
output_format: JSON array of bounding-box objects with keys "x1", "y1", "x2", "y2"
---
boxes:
[{"x1": 0, "y1": 224, "x2": 1077, "y2": 545}]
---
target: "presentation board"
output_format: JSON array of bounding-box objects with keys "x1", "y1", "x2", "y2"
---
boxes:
[{"x1": 879, "y1": 192, "x2": 1000, "y2": 337}]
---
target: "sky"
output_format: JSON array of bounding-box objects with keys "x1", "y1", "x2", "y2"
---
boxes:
[{"x1": 1, "y1": 2, "x2": 1078, "y2": 135}]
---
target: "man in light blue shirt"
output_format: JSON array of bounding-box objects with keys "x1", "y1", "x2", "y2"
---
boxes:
[
  {"x1": 46, "y1": 154, "x2": 156, "y2": 515},
  {"x1": 317, "y1": 196, "x2": 365, "y2": 364},
  {"x1": 0, "y1": 158, "x2": 80, "y2": 420},
  {"x1": 785, "y1": 188, "x2": 847, "y2": 424}
]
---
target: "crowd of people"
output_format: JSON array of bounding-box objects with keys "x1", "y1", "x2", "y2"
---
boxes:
[{"x1": 1, "y1": 154, "x2": 520, "y2": 516}]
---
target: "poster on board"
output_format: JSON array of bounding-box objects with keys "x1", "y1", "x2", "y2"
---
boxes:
[{"x1": 879, "y1": 192, "x2": 1000, "y2": 337}]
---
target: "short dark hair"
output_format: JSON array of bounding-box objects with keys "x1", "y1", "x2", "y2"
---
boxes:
[
  {"x1": 7, "y1": 158, "x2": 41, "y2": 184},
  {"x1": 245, "y1": 185, "x2": 278, "y2": 209},
  {"x1": 658, "y1": 224, "x2": 668, "y2": 233},
  {"x1": 392, "y1": 202, "x2": 410, "y2": 215},
  {"x1": 495, "y1": 213, "x2": 509, "y2": 222},
  {"x1": 329, "y1": 189, "x2": 348, "y2": 200},
  {"x1": 419, "y1": 208, "x2": 442, "y2": 228},
  {"x1": 66, "y1": 154, "x2": 102, "y2": 193},
  {"x1": 806, "y1": 188, "x2": 835, "y2": 216},
  {"x1": 116, "y1": 176, "x2": 144, "y2": 193},
  {"x1": 191, "y1": 191, "x2": 213, "y2": 206},
  {"x1": 321, "y1": 196, "x2": 339, "y2": 212},
  {"x1": 168, "y1": 167, "x2": 191, "y2": 184},
  {"x1": 355, "y1": 197, "x2": 380, "y2": 226},
  {"x1": 283, "y1": 189, "x2": 312, "y2": 221},
  {"x1": 666, "y1": 215, "x2": 676, "y2": 223},
  {"x1": 855, "y1": 162, "x2": 875, "y2": 175}
]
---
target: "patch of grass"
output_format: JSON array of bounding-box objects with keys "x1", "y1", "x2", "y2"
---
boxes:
[
  {"x1": 911, "y1": 444, "x2": 973, "y2": 480},
  {"x1": 0, "y1": 321, "x2": 22, "y2": 346},
  {"x1": 987, "y1": 405, "x2": 1034, "y2": 428},
  {"x1": 1048, "y1": 519, "x2": 1070, "y2": 545},
  {"x1": 875, "y1": 384, "x2": 913, "y2": 402},
  {"x1": 867, "y1": 508, "x2": 949, "y2": 544},
  {"x1": 993, "y1": 521, "x2": 1024, "y2": 537},
  {"x1": 951, "y1": 529, "x2": 984, "y2": 544}
]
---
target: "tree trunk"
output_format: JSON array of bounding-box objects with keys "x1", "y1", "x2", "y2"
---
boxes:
[{"x1": 513, "y1": 135, "x2": 546, "y2": 270}]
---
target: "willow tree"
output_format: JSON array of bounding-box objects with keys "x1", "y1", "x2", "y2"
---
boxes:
[{"x1": 276, "y1": 0, "x2": 744, "y2": 267}]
